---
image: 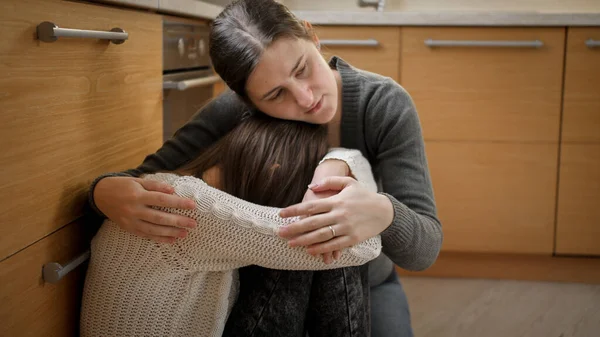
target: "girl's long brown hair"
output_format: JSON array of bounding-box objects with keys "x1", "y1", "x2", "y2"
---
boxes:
[{"x1": 174, "y1": 113, "x2": 329, "y2": 208}]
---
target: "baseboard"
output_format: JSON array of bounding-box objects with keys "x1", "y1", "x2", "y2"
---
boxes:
[{"x1": 396, "y1": 252, "x2": 600, "y2": 284}]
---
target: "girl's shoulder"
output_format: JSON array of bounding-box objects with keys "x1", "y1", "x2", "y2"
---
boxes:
[{"x1": 141, "y1": 172, "x2": 207, "y2": 188}]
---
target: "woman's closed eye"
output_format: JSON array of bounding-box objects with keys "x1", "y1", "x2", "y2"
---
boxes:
[
  {"x1": 267, "y1": 62, "x2": 309, "y2": 101},
  {"x1": 269, "y1": 89, "x2": 283, "y2": 101},
  {"x1": 296, "y1": 62, "x2": 309, "y2": 78}
]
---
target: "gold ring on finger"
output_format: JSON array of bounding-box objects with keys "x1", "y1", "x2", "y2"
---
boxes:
[{"x1": 328, "y1": 225, "x2": 336, "y2": 238}]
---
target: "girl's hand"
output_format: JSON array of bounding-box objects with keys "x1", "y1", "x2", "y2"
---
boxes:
[
  {"x1": 94, "y1": 176, "x2": 197, "y2": 243},
  {"x1": 278, "y1": 177, "x2": 393, "y2": 256}
]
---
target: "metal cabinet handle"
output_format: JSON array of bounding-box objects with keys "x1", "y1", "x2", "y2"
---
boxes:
[
  {"x1": 585, "y1": 39, "x2": 600, "y2": 48},
  {"x1": 42, "y1": 250, "x2": 90, "y2": 284},
  {"x1": 319, "y1": 39, "x2": 380, "y2": 47},
  {"x1": 424, "y1": 39, "x2": 543, "y2": 48},
  {"x1": 37, "y1": 21, "x2": 128, "y2": 44},
  {"x1": 163, "y1": 75, "x2": 221, "y2": 91}
]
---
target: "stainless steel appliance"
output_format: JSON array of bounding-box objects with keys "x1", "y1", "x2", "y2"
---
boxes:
[{"x1": 162, "y1": 18, "x2": 220, "y2": 141}]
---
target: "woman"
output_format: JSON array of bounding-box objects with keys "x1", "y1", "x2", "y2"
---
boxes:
[
  {"x1": 88, "y1": 0, "x2": 443, "y2": 335},
  {"x1": 81, "y1": 113, "x2": 381, "y2": 336}
]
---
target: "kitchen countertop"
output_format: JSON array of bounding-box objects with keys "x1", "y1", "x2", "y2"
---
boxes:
[
  {"x1": 292, "y1": 10, "x2": 600, "y2": 27},
  {"x1": 89, "y1": 0, "x2": 600, "y2": 26},
  {"x1": 88, "y1": 0, "x2": 222, "y2": 20}
]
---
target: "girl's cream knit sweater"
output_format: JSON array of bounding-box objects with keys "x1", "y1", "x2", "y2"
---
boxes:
[{"x1": 80, "y1": 148, "x2": 381, "y2": 337}]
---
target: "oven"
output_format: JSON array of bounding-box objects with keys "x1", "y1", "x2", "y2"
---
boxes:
[{"x1": 162, "y1": 18, "x2": 220, "y2": 142}]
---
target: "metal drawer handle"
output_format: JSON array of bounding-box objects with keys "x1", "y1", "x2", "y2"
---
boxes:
[
  {"x1": 585, "y1": 39, "x2": 600, "y2": 48},
  {"x1": 319, "y1": 39, "x2": 380, "y2": 47},
  {"x1": 37, "y1": 21, "x2": 128, "y2": 44},
  {"x1": 42, "y1": 250, "x2": 90, "y2": 284},
  {"x1": 163, "y1": 75, "x2": 222, "y2": 91},
  {"x1": 424, "y1": 39, "x2": 544, "y2": 48}
]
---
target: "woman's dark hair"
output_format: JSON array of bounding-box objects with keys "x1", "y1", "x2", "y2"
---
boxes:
[
  {"x1": 209, "y1": 0, "x2": 315, "y2": 102},
  {"x1": 174, "y1": 114, "x2": 328, "y2": 208}
]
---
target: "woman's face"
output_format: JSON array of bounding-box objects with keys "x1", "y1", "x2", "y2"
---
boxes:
[{"x1": 245, "y1": 37, "x2": 340, "y2": 125}]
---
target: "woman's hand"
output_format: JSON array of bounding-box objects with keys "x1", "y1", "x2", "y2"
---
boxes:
[
  {"x1": 299, "y1": 188, "x2": 341, "y2": 264},
  {"x1": 302, "y1": 158, "x2": 350, "y2": 263},
  {"x1": 278, "y1": 176, "x2": 393, "y2": 256},
  {"x1": 94, "y1": 176, "x2": 197, "y2": 243}
]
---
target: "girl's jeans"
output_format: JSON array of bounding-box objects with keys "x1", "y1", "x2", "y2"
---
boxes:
[
  {"x1": 222, "y1": 264, "x2": 370, "y2": 337},
  {"x1": 222, "y1": 265, "x2": 414, "y2": 337}
]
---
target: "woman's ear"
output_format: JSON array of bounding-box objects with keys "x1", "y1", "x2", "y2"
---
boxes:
[{"x1": 303, "y1": 20, "x2": 320, "y2": 50}]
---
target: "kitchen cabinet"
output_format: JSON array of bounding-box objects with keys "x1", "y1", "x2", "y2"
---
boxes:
[
  {"x1": 313, "y1": 26, "x2": 401, "y2": 82},
  {"x1": 555, "y1": 27, "x2": 600, "y2": 256},
  {"x1": 400, "y1": 27, "x2": 565, "y2": 254},
  {"x1": 0, "y1": 0, "x2": 163, "y2": 261},
  {"x1": 0, "y1": 219, "x2": 94, "y2": 336},
  {"x1": 426, "y1": 142, "x2": 558, "y2": 254},
  {"x1": 0, "y1": 0, "x2": 163, "y2": 333}
]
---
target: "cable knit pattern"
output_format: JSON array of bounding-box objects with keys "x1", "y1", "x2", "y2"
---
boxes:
[{"x1": 81, "y1": 150, "x2": 381, "y2": 337}]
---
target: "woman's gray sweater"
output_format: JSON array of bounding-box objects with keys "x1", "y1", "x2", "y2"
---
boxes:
[{"x1": 88, "y1": 56, "x2": 443, "y2": 286}]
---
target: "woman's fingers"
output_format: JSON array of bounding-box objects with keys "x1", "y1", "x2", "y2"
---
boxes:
[
  {"x1": 138, "y1": 208, "x2": 196, "y2": 232},
  {"x1": 278, "y1": 212, "x2": 337, "y2": 239},
  {"x1": 321, "y1": 252, "x2": 334, "y2": 264},
  {"x1": 136, "y1": 178, "x2": 175, "y2": 194},
  {"x1": 333, "y1": 250, "x2": 342, "y2": 260},
  {"x1": 288, "y1": 223, "x2": 341, "y2": 247},
  {"x1": 279, "y1": 198, "x2": 334, "y2": 219},
  {"x1": 308, "y1": 176, "x2": 357, "y2": 192},
  {"x1": 142, "y1": 190, "x2": 196, "y2": 211},
  {"x1": 307, "y1": 237, "x2": 351, "y2": 256}
]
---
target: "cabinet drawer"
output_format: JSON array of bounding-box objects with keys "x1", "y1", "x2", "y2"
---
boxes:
[
  {"x1": 401, "y1": 27, "x2": 565, "y2": 142},
  {"x1": 0, "y1": 219, "x2": 93, "y2": 336},
  {"x1": 313, "y1": 26, "x2": 401, "y2": 81},
  {"x1": 427, "y1": 142, "x2": 558, "y2": 254},
  {"x1": 562, "y1": 27, "x2": 600, "y2": 143},
  {"x1": 556, "y1": 144, "x2": 600, "y2": 256},
  {"x1": 0, "y1": 0, "x2": 163, "y2": 260}
]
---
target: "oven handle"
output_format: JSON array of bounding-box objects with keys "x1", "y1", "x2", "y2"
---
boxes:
[{"x1": 163, "y1": 75, "x2": 222, "y2": 91}]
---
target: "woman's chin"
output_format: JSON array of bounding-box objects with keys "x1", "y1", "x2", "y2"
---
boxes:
[{"x1": 308, "y1": 105, "x2": 336, "y2": 125}]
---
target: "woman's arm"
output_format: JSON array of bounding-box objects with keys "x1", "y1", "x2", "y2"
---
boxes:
[
  {"x1": 364, "y1": 81, "x2": 442, "y2": 271},
  {"x1": 277, "y1": 81, "x2": 442, "y2": 272},
  {"x1": 150, "y1": 173, "x2": 381, "y2": 271},
  {"x1": 88, "y1": 90, "x2": 248, "y2": 242}
]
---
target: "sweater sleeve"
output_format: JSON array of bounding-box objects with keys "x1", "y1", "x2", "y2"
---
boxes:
[
  {"x1": 319, "y1": 148, "x2": 378, "y2": 193},
  {"x1": 87, "y1": 90, "x2": 249, "y2": 217},
  {"x1": 149, "y1": 173, "x2": 382, "y2": 272},
  {"x1": 365, "y1": 80, "x2": 443, "y2": 271}
]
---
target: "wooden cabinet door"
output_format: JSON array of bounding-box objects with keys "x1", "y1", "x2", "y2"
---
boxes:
[
  {"x1": 400, "y1": 27, "x2": 565, "y2": 253},
  {"x1": 313, "y1": 26, "x2": 401, "y2": 82},
  {"x1": 0, "y1": 0, "x2": 163, "y2": 260},
  {"x1": 0, "y1": 219, "x2": 94, "y2": 337},
  {"x1": 556, "y1": 28, "x2": 600, "y2": 256},
  {"x1": 427, "y1": 142, "x2": 558, "y2": 254},
  {"x1": 401, "y1": 27, "x2": 565, "y2": 142}
]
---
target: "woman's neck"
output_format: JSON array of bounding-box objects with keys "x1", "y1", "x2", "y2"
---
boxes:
[{"x1": 327, "y1": 70, "x2": 343, "y2": 147}]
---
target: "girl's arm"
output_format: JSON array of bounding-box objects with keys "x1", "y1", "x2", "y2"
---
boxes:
[{"x1": 149, "y1": 173, "x2": 382, "y2": 272}]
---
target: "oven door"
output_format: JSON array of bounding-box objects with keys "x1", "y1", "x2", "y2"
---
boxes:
[{"x1": 162, "y1": 69, "x2": 220, "y2": 142}]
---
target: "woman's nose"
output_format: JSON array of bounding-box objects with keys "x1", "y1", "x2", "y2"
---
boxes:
[{"x1": 293, "y1": 83, "x2": 314, "y2": 109}]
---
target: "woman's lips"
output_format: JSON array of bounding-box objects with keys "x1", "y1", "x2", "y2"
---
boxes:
[{"x1": 306, "y1": 97, "x2": 323, "y2": 114}]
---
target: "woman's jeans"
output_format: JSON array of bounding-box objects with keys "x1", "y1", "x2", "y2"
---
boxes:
[
  {"x1": 222, "y1": 265, "x2": 370, "y2": 337},
  {"x1": 370, "y1": 270, "x2": 414, "y2": 337},
  {"x1": 222, "y1": 264, "x2": 414, "y2": 336}
]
